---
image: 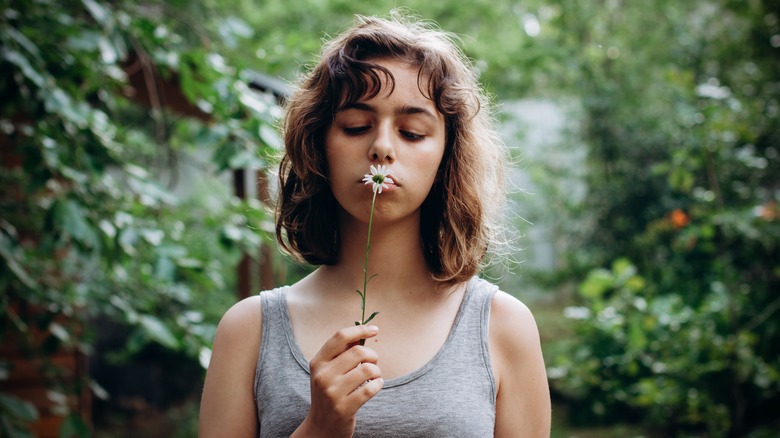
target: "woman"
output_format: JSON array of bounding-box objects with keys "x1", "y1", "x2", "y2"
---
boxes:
[{"x1": 199, "y1": 13, "x2": 551, "y2": 437}]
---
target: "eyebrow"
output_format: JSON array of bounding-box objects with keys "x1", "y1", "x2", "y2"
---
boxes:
[{"x1": 337, "y1": 102, "x2": 439, "y2": 121}]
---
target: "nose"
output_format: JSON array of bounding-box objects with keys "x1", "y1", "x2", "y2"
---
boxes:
[{"x1": 368, "y1": 122, "x2": 395, "y2": 164}]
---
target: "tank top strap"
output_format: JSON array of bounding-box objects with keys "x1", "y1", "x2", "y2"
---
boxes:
[
  {"x1": 444, "y1": 276, "x2": 499, "y2": 392},
  {"x1": 448, "y1": 276, "x2": 498, "y2": 344}
]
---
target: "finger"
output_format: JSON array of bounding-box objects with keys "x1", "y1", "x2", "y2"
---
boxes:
[
  {"x1": 314, "y1": 344, "x2": 379, "y2": 384},
  {"x1": 342, "y1": 344, "x2": 380, "y2": 366},
  {"x1": 345, "y1": 376, "x2": 384, "y2": 409},
  {"x1": 314, "y1": 325, "x2": 379, "y2": 363},
  {"x1": 309, "y1": 357, "x2": 382, "y2": 415},
  {"x1": 341, "y1": 362, "x2": 382, "y2": 391}
]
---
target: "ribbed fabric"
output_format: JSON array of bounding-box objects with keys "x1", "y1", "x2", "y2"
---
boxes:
[{"x1": 254, "y1": 276, "x2": 498, "y2": 438}]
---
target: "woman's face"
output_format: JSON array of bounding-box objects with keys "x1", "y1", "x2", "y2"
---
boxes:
[{"x1": 325, "y1": 58, "x2": 447, "y2": 228}]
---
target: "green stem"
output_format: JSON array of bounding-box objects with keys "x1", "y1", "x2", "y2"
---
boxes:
[{"x1": 361, "y1": 188, "x2": 378, "y2": 325}]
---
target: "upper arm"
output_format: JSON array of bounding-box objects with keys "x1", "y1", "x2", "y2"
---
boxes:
[
  {"x1": 199, "y1": 295, "x2": 263, "y2": 438},
  {"x1": 489, "y1": 291, "x2": 551, "y2": 437}
]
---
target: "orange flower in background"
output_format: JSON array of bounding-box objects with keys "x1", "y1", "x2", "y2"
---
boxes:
[
  {"x1": 670, "y1": 209, "x2": 689, "y2": 228},
  {"x1": 756, "y1": 200, "x2": 778, "y2": 221}
]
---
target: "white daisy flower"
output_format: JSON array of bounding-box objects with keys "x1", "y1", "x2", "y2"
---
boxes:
[{"x1": 361, "y1": 164, "x2": 394, "y2": 194}]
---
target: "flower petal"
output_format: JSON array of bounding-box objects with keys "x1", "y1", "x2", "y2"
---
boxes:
[{"x1": 363, "y1": 165, "x2": 393, "y2": 195}]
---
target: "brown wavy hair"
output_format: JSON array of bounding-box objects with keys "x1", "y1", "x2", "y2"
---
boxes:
[{"x1": 275, "y1": 13, "x2": 507, "y2": 284}]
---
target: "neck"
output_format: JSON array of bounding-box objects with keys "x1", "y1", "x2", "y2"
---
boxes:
[{"x1": 323, "y1": 209, "x2": 435, "y2": 296}]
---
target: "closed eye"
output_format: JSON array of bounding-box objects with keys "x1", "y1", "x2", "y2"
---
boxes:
[
  {"x1": 344, "y1": 126, "x2": 370, "y2": 136},
  {"x1": 400, "y1": 130, "x2": 425, "y2": 141}
]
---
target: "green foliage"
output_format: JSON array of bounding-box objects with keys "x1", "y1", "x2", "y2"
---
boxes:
[
  {"x1": 552, "y1": 259, "x2": 780, "y2": 435},
  {"x1": 211, "y1": 0, "x2": 563, "y2": 98},
  {"x1": 0, "y1": 393, "x2": 38, "y2": 438},
  {"x1": 1, "y1": 0, "x2": 279, "y2": 433},
  {"x1": 543, "y1": 0, "x2": 780, "y2": 436}
]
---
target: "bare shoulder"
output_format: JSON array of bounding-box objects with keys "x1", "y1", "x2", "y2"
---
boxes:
[
  {"x1": 488, "y1": 290, "x2": 551, "y2": 437},
  {"x1": 215, "y1": 295, "x2": 264, "y2": 343},
  {"x1": 205, "y1": 294, "x2": 264, "y2": 389},
  {"x1": 489, "y1": 290, "x2": 541, "y2": 352},
  {"x1": 199, "y1": 295, "x2": 264, "y2": 438}
]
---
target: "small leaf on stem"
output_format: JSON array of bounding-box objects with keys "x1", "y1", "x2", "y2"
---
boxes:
[{"x1": 364, "y1": 311, "x2": 379, "y2": 324}]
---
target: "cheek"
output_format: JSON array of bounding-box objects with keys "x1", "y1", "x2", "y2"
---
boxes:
[
  {"x1": 324, "y1": 130, "x2": 337, "y2": 165},
  {"x1": 416, "y1": 154, "x2": 445, "y2": 194},
  {"x1": 325, "y1": 129, "x2": 361, "y2": 164},
  {"x1": 324, "y1": 133, "x2": 345, "y2": 180},
  {"x1": 324, "y1": 137, "x2": 360, "y2": 200}
]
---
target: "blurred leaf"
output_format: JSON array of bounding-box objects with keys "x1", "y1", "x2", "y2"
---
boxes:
[
  {"x1": 138, "y1": 315, "x2": 178, "y2": 350},
  {"x1": 58, "y1": 413, "x2": 89, "y2": 438},
  {"x1": 1, "y1": 48, "x2": 45, "y2": 87},
  {"x1": 81, "y1": 0, "x2": 111, "y2": 26},
  {"x1": 49, "y1": 322, "x2": 71, "y2": 344},
  {"x1": 579, "y1": 268, "x2": 613, "y2": 300},
  {"x1": 0, "y1": 234, "x2": 37, "y2": 289},
  {"x1": 611, "y1": 258, "x2": 637, "y2": 286},
  {"x1": 198, "y1": 346, "x2": 212, "y2": 369},
  {"x1": 0, "y1": 393, "x2": 38, "y2": 422},
  {"x1": 52, "y1": 199, "x2": 99, "y2": 248},
  {"x1": 6, "y1": 28, "x2": 41, "y2": 59},
  {"x1": 259, "y1": 123, "x2": 282, "y2": 150}
]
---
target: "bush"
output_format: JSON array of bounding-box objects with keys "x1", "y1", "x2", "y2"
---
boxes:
[
  {"x1": 543, "y1": 1, "x2": 780, "y2": 436},
  {"x1": 0, "y1": 0, "x2": 279, "y2": 435}
]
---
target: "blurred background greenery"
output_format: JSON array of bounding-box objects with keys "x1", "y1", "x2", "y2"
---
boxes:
[{"x1": 1, "y1": 0, "x2": 778, "y2": 437}]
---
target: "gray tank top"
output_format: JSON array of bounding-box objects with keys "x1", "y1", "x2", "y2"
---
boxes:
[{"x1": 254, "y1": 276, "x2": 498, "y2": 437}]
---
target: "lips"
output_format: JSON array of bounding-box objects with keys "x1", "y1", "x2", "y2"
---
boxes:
[
  {"x1": 380, "y1": 181, "x2": 398, "y2": 191},
  {"x1": 357, "y1": 179, "x2": 399, "y2": 193},
  {"x1": 356, "y1": 177, "x2": 400, "y2": 188}
]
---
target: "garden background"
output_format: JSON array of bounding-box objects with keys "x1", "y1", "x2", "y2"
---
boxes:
[{"x1": 1, "y1": 0, "x2": 778, "y2": 436}]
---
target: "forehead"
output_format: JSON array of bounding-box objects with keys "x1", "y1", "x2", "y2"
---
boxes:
[{"x1": 338, "y1": 58, "x2": 438, "y2": 109}]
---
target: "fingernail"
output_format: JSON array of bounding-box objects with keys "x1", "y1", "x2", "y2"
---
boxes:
[{"x1": 368, "y1": 325, "x2": 379, "y2": 332}]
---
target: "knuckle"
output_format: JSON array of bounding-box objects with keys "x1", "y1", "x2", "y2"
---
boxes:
[
  {"x1": 311, "y1": 370, "x2": 329, "y2": 388},
  {"x1": 347, "y1": 345, "x2": 365, "y2": 360},
  {"x1": 309, "y1": 361, "x2": 323, "y2": 376},
  {"x1": 333, "y1": 328, "x2": 351, "y2": 344},
  {"x1": 322, "y1": 385, "x2": 339, "y2": 401},
  {"x1": 349, "y1": 345, "x2": 374, "y2": 361},
  {"x1": 357, "y1": 379, "x2": 381, "y2": 398},
  {"x1": 359, "y1": 362, "x2": 378, "y2": 379}
]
